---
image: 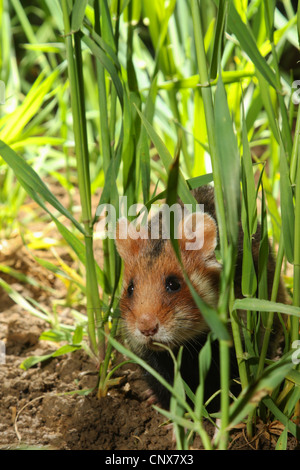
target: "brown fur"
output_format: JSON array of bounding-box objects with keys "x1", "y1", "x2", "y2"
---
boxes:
[
  {"x1": 116, "y1": 193, "x2": 222, "y2": 354},
  {"x1": 115, "y1": 185, "x2": 287, "y2": 408}
]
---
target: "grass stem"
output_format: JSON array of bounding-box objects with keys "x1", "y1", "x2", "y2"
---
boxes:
[
  {"x1": 61, "y1": 0, "x2": 104, "y2": 358},
  {"x1": 191, "y1": 0, "x2": 232, "y2": 449}
]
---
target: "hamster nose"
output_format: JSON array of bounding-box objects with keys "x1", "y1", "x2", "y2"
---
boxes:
[
  {"x1": 140, "y1": 324, "x2": 159, "y2": 337},
  {"x1": 139, "y1": 322, "x2": 159, "y2": 337}
]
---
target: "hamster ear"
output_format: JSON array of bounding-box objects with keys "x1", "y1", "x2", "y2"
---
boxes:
[
  {"x1": 178, "y1": 212, "x2": 217, "y2": 256},
  {"x1": 115, "y1": 217, "x2": 148, "y2": 262}
]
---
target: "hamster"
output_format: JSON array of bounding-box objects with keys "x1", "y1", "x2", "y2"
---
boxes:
[{"x1": 115, "y1": 185, "x2": 287, "y2": 410}]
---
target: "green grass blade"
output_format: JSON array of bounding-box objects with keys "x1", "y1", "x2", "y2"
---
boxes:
[
  {"x1": 214, "y1": 72, "x2": 240, "y2": 247},
  {"x1": 87, "y1": 28, "x2": 120, "y2": 70},
  {"x1": 298, "y1": 0, "x2": 300, "y2": 45},
  {"x1": 0, "y1": 140, "x2": 85, "y2": 234},
  {"x1": 227, "y1": 2, "x2": 278, "y2": 90},
  {"x1": 291, "y1": 104, "x2": 300, "y2": 344},
  {"x1": 263, "y1": 395, "x2": 300, "y2": 440},
  {"x1": 279, "y1": 132, "x2": 295, "y2": 264},
  {"x1": 135, "y1": 105, "x2": 197, "y2": 209},
  {"x1": 0, "y1": 71, "x2": 59, "y2": 144},
  {"x1": 137, "y1": 75, "x2": 158, "y2": 204},
  {"x1": 108, "y1": 334, "x2": 194, "y2": 416},
  {"x1": 185, "y1": 278, "x2": 231, "y2": 342},
  {"x1": 71, "y1": 0, "x2": 88, "y2": 31},
  {"x1": 195, "y1": 333, "x2": 212, "y2": 419},
  {"x1": 228, "y1": 356, "x2": 296, "y2": 430},
  {"x1": 187, "y1": 173, "x2": 214, "y2": 189},
  {"x1": 81, "y1": 33, "x2": 124, "y2": 109},
  {"x1": 233, "y1": 298, "x2": 300, "y2": 317},
  {"x1": 0, "y1": 278, "x2": 50, "y2": 323},
  {"x1": 210, "y1": 0, "x2": 229, "y2": 79},
  {"x1": 256, "y1": 71, "x2": 280, "y2": 144},
  {"x1": 241, "y1": 105, "x2": 257, "y2": 297},
  {"x1": 99, "y1": 0, "x2": 116, "y2": 51}
]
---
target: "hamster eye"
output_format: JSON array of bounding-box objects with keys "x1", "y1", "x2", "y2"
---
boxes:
[
  {"x1": 165, "y1": 276, "x2": 181, "y2": 293},
  {"x1": 127, "y1": 281, "x2": 134, "y2": 297}
]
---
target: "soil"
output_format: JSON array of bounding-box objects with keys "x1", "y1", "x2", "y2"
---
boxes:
[
  {"x1": 2, "y1": 307, "x2": 297, "y2": 452},
  {"x1": 0, "y1": 205, "x2": 299, "y2": 451}
]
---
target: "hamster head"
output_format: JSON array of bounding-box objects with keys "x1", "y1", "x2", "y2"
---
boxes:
[{"x1": 115, "y1": 211, "x2": 221, "y2": 353}]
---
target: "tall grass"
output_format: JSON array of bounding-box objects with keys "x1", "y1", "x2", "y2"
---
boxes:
[{"x1": 0, "y1": 0, "x2": 300, "y2": 449}]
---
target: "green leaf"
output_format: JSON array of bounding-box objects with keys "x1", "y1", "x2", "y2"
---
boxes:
[
  {"x1": 0, "y1": 141, "x2": 85, "y2": 235},
  {"x1": 187, "y1": 173, "x2": 213, "y2": 189},
  {"x1": 298, "y1": 0, "x2": 300, "y2": 47},
  {"x1": 279, "y1": 133, "x2": 295, "y2": 264},
  {"x1": 4, "y1": 159, "x2": 105, "y2": 290},
  {"x1": 33, "y1": 256, "x2": 85, "y2": 292},
  {"x1": 137, "y1": 75, "x2": 158, "y2": 204},
  {"x1": 264, "y1": 0, "x2": 276, "y2": 40},
  {"x1": 10, "y1": 176, "x2": 105, "y2": 289},
  {"x1": 214, "y1": 73, "x2": 240, "y2": 246},
  {"x1": 0, "y1": 71, "x2": 59, "y2": 144},
  {"x1": 227, "y1": 2, "x2": 278, "y2": 90},
  {"x1": 256, "y1": 71, "x2": 280, "y2": 144},
  {"x1": 135, "y1": 106, "x2": 197, "y2": 210},
  {"x1": 81, "y1": 33, "x2": 124, "y2": 109},
  {"x1": 275, "y1": 426, "x2": 288, "y2": 450},
  {"x1": 49, "y1": 216, "x2": 105, "y2": 287},
  {"x1": 52, "y1": 344, "x2": 81, "y2": 357},
  {"x1": 88, "y1": 29, "x2": 120, "y2": 71},
  {"x1": 108, "y1": 335, "x2": 193, "y2": 415},
  {"x1": 258, "y1": 181, "x2": 269, "y2": 306},
  {"x1": 165, "y1": 145, "x2": 181, "y2": 259},
  {"x1": 19, "y1": 344, "x2": 82, "y2": 371},
  {"x1": 73, "y1": 325, "x2": 83, "y2": 345},
  {"x1": 263, "y1": 395, "x2": 300, "y2": 440},
  {"x1": 121, "y1": 88, "x2": 137, "y2": 199},
  {"x1": 195, "y1": 334, "x2": 212, "y2": 419},
  {"x1": 198, "y1": 333, "x2": 212, "y2": 384},
  {"x1": 285, "y1": 369, "x2": 300, "y2": 388},
  {"x1": 152, "y1": 405, "x2": 198, "y2": 433},
  {"x1": 135, "y1": 173, "x2": 214, "y2": 219},
  {"x1": 22, "y1": 43, "x2": 65, "y2": 53},
  {"x1": 210, "y1": 0, "x2": 229, "y2": 79},
  {"x1": 43, "y1": 0, "x2": 64, "y2": 30},
  {"x1": 12, "y1": 137, "x2": 65, "y2": 152},
  {"x1": 228, "y1": 355, "x2": 295, "y2": 430},
  {"x1": 233, "y1": 298, "x2": 300, "y2": 317},
  {"x1": 20, "y1": 354, "x2": 54, "y2": 371},
  {"x1": 0, "y1": 278, "x2": 50, "y2": 323},
  {"x1": 241, "y1": 106, "x2": 257, "y2": 297},
  {"x1": 158, "y1": 70, "x2": 255, "y2": 91},
  {"x1": 0, "y1": 263, "x2": 54, "y2": 294},
  {"x1": 39, "y1": 329, "x2": 72, "y2": 343},
  {"x1": 185, "y1": 278, "x2": 231, "y2": 341},
  {"x1": 169, "y1": 348, "x2": 188, "y2": 450},
  {"x1": 71, "y1": 0, "x2": 88, "y2": 32},
  {"x1": 97, "y1": 0, "x2": 116, "y2": 52}
]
